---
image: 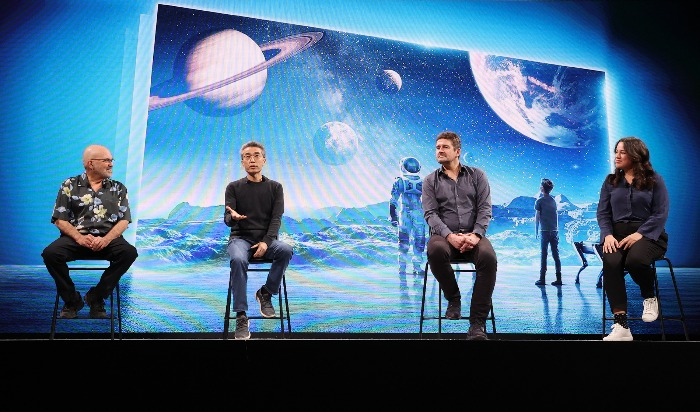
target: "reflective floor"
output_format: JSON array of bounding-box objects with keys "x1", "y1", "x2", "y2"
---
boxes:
[{"x1": 1, "y1": 263, "x2": 698, "y2": 339}]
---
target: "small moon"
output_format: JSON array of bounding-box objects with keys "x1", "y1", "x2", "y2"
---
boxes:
[
  {"x1": 377, "y1": 69, "x2": 402, "y2": 94},
  {"x1": 313, "y1": 121, "x2": 359, "y2": 165}
]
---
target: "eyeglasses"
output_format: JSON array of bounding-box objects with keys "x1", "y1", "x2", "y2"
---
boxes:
[
  {"x1": 91, "y1": 158, "x2": 115, "y2": 164},
  {"x1": 242, "y1": 153, "x2": 264, "y2": 161}
]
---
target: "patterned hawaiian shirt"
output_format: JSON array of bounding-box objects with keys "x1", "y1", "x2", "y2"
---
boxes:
[{"x1": 50, "y1": 172, "x2": 132, "y2": 236}]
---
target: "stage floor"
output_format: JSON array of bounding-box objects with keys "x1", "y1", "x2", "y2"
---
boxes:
[{"x1": 2, "y1": 263, "x2": 698, "y2": 339}]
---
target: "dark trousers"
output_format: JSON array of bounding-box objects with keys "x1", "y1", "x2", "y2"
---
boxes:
[
  {"x1": 42, "y1": 235, "x2": 138, "y2": 305},
  {"x1": 602, "y1": 222, "x2": 667, "y2": 313},
  {"x1": 539, "y1": 230, "x2": 562, "y2": 278},
  {"x1": 426, "y1": 234, "x2": 497, "y2": 320}
]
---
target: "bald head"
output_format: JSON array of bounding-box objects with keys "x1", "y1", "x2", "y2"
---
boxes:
[{"x1": 82, "y1": 145, "x2": 111, "y2": 168}]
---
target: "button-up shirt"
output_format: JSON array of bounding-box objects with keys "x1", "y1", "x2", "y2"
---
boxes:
[
  {"x1": 51, "y1": 172, "x2": 132, "y2": 236},
  {"x1": 422, "y1": 164, "x2": 493, "y2": 239},
  {"x1": 596, "y1": 172, "x2": 669, "y2": 241}
]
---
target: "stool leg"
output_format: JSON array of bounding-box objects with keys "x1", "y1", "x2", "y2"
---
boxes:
[
  {"x1": 419, "y1": 262, "x2": 429, "y2": 338},
  {"x1": 438, "y1": 285, "x2": 442, "y2": 338},
  {"x1": 664, "y1": 258, "x2": 689, "y2": 341},
  {"x1": 651, "y1": 262, "x2": 666, "y2": 341},
  {"x1": 109, "y1": 288, "x2": 115, "y2": 340},
  {"x1": 50, "y1": 292, "x2": 60, "y2": 340},
  {"x1": 488, "y1": 299, "x2": 496, "y2": 334},
  {"x1": 282, "y1": 274, "x2": 291, "y2": 337},
  {"x1": 223, "y1": 273, "x2": 233, "y2": 339},
  {"x1": 117, "y1": 283, "x2": 122, "y2": 340},
  {"x1": 277, "y1": 285, "x2": 284, "y2": 338},
  {"x1": 601, "y1": 277, "x2": 607, "y2": 338}
]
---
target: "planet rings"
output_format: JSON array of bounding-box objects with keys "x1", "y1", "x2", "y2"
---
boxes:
[{"x1": 148, "y1": 31, "x2": 324, "y2": 111}]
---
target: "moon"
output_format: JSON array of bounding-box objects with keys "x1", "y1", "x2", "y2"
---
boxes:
[
  {"x1": 313, "y1": 121, "x2": 359, "y2": 165},
  {"x1": 377, "y1": 69, "x2": 402, "y2": 94}
]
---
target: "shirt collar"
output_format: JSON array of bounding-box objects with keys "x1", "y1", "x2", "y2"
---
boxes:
[
  {"x1": 77, "y1": 172, "x2": 109, "y2": 187},
  {"x1": 438, "y1": 164, "x2": 468, "y2": 176},
  {"x1": 245, "y1": 175, "x2": 268, "y2": 183}
]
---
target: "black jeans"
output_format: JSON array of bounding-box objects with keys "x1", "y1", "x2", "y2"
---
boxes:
[
  {"x1": 539, "y1": 230, "x2": 562, "y2": 278},
  {"x1": 426, "y1": 235, "x2": 497, "y2": 320},
  {"x1": 602, "y1": 222, "x2": 667, "y2": 313},
  {"x1": 42, "y1": 235, "x2": 138, "y2": 305}
]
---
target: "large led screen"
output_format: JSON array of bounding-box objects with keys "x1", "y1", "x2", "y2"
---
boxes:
[{"x1": 127, "y1": 4, "x2": 612, "y2": 334}]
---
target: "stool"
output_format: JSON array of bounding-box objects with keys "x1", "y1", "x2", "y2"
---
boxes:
[
  {"x1": 50, "y1": 260, "x2": 122, "y2": 340},
  {"x1": 573, "y1": 241, "x2": 603, "y2": 288},
  {"x1": 223, "y1": 258, "x2": 291, "y2": 339},
  {"x1": 602, "y1": 256, "x2": 689, "y2": 341},
  {"x1": 419, "y1": 259, "x2": 496, "y2": 339}
]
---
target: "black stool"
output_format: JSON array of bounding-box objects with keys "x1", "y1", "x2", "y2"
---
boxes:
[
  {"x1": 50, "y1": 260, "x2": 122, "y2": 340},
  {"x1": 223, "y1": 258, "x2": 291, "y2": 339},
  {"x1": 419, "y1": 259, "x2": 496, "y2": 339},
  {"x1": 602, "y1": 256, "x2": 689, "y2": 341}
]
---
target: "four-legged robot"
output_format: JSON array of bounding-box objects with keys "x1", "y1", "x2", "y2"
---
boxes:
[{"x1": 574, "y1": 241, "x2": 603, "y2": 288}]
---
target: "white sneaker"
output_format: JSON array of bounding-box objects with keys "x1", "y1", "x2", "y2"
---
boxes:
[
  {"x1": 642, "y1": 297, "x2": 659, "y2": 322},
  {"x1": 603, "y1": 323, "x2": 633, "y2": 341}
]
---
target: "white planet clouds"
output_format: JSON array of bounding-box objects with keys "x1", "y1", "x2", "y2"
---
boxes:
[
  {"x1": 313, "y1": 121, "x2": 359, "y2": 165},
  {"x1": 470, "y1": 51, "x2": 606, "y2": 149}
]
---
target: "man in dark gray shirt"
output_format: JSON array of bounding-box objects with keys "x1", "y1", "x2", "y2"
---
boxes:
[
  {"x1": 535, "y1": 178, "x2": 562, "y2": 286},
  {"x1": 422, "y1": 131, "x2": 498, "y2": 340}
]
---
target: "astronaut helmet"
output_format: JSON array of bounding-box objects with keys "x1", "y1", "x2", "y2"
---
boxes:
[{"x1": 400, "y1": 156, "x2": 421, "y2": 175}]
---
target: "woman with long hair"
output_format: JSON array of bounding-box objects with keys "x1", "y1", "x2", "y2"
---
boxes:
[{"x1": 596, "y1": 137, "x2": 669, "y2": 341}]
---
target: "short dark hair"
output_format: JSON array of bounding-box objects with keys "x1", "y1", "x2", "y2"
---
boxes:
[
  {"x1": 240, "y1": 141, "x2": 266, "y2": 159},
  {"x1": 436, "y1": 131, "x2": 461, "y2": 152},
  {"x1": 541, "y1": 178, "x2": 554, "y2": 194}
]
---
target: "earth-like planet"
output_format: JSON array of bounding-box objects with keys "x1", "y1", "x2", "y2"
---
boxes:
[
  {"x1": 376, "y1": 69, "x2": 402, "y2": 94},
  {"x1": 313, "y1": 121, "x2": 359, "y2": 165},
  {"x1": 470, "y1": 51, "x2": 607, "y2": 148}
]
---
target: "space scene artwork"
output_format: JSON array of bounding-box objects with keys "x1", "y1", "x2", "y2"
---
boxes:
[{"x1": 134, "y1": 4, "x2": 610, "y2": 333}]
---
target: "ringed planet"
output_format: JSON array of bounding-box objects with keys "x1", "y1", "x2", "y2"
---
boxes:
[{"x1": 148, "y1": 31, "x2": 324, "y2": 111}]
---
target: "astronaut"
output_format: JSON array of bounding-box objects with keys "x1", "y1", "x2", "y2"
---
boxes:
[{"x1": 390, "y1": 157, "x2": 427, "y2": 276}]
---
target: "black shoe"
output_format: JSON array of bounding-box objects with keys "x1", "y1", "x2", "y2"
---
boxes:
[
  {"x1": 535, "y1": 279, "x2": 546, "y2": 286},
  {"x1": 551, "y1": 279, "x2": 563, "y2": 286},
  {"x1": 466, "y1": 320, "x2": 488, "y2": 340},
  {"x1": 84, "y1": 288, "x2": 109, "y2": 319},
  {"x1": 255, "y1": 287, "x2": 275, "y2": 318},
  {"x1": 59, "y1": 292, "x2": 84, "y2": 319},
  {"x1": 445, "y1": 299, "x2": 461, "y2": 320}
]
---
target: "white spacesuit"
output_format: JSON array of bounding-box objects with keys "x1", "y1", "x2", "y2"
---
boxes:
[{"x1": 390, "y1": 157, "x2": 426, "y2": 276}]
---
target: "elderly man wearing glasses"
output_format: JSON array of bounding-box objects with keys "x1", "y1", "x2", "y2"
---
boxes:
[
  {"x1": 42, "y1": 144, "x2": 138, "y2": 319},
  {"x1": 224, "y1": 141, "x2": 294, "y2": 340}
]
